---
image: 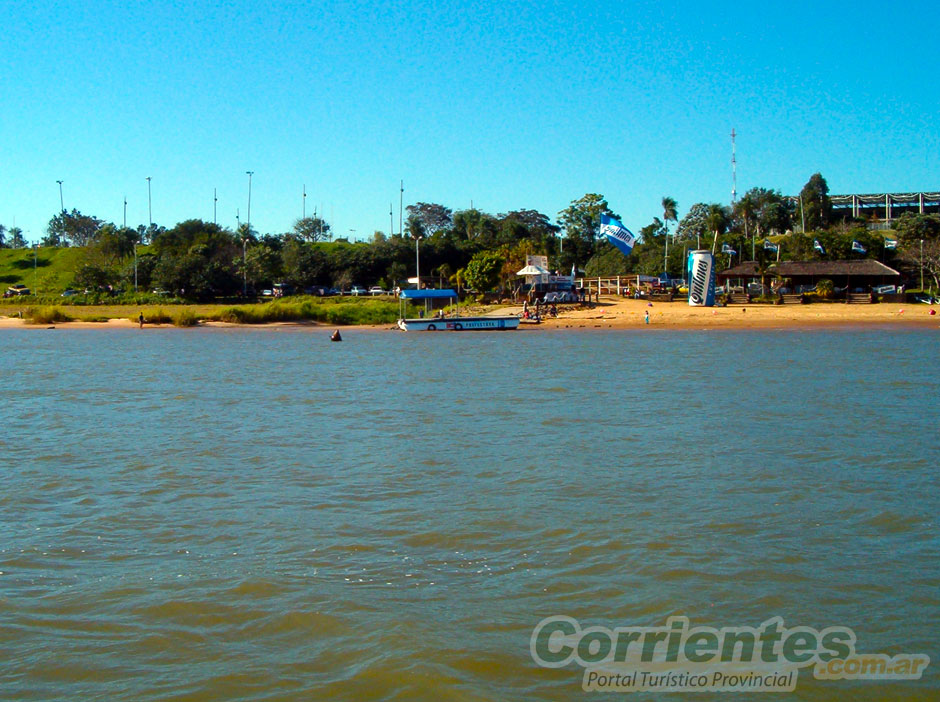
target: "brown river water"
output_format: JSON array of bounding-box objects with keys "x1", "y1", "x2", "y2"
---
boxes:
[{"x1": 0, "y1": 327, "x2": 936, "y2": 700}]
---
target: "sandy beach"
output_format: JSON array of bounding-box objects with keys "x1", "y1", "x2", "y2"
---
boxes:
[
  {"x1": 1, "y1": 297, "x2": 937, "y2": 331},
  {"x1": 518, "y1": 297, "x2": 940, "y2": 330}
]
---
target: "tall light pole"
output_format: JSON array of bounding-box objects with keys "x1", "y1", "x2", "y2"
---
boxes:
[
  {"x1": 245, "y1": 171, "x2": 253, "y2": 297},
  {"x1": 303, "y1": 184, "x2": 306, "y2": 220},
  {"x1": 399, "y1": 179, "x2": 404, "y2": 237},
  {"x1": 390, "y1": 203, "x2": 393, "y2": 237},
  {"x1": 246, "y1": 171, "x2": 254, "y2": 233},
  {"x1": 56, "y1": 180, "x2": 64, "y2": 211},
  {"x1": 146, "y1": 176, "x2": 152, "y2": 232},
  {"x1": 213, "y1": 188, "x2": 218, "y2": 225},
  {"x1": 126, "y1": 194, "x2": 137, "y2": 291}
]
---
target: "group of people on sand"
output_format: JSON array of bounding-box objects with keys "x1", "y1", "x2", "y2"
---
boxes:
[{"x1": 522, "y1": 299, "x2": 557, "y2": 320}]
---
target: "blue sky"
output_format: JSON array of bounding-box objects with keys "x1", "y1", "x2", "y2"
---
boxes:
[{"x1": 3, "y1": 0, "x2": 938, "y2": 243}]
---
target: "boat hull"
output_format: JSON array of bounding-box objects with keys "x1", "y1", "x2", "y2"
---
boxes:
[{"x1": 397, "y1": 316, "x2": 520, "y2": 331}]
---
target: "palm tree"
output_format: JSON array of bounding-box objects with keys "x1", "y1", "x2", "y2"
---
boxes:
[
  {"x1": 706, "y1": 204, "x2": 730, "y2": 254},
  {"x1": 662, "y1": 196, "x2": 678, "y2": 273}
]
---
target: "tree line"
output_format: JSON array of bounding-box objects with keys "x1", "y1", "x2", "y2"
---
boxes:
[{"x1": 1, "y1": 172, "x2": 937, "y2": 297}]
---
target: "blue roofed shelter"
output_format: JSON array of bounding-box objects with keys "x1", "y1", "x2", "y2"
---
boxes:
[{"x1": 398, "y1": 288, "x2": 458, "y2": 318}]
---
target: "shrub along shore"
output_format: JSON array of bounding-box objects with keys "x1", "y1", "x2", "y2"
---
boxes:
[
  {"x1": 2, "y1": 294, "x2": 936, "y2": 331},
  {"x1": 1, "y1": 296, "x2": 411, "y2": 328}
]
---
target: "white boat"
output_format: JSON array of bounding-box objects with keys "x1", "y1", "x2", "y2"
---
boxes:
[
  {"x1": 397, "y1": 289, "x2": 520, "y2": 331},
  {"x1": 397, "y1": 316, "x2": 520, "y2": 331}
]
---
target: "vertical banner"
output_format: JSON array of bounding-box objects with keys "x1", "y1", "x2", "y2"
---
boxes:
[{"x1": 687, "y1": 250, "x2": 715, "y2": 307}]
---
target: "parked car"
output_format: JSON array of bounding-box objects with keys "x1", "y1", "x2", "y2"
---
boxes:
[
  {"x1": 350, "y1": 285, "x2": 367, "y2": 296},
  {"x1": 61, "y1": 289, "x2": 79, "y2": 297},
  {"x1": 5, "y1": 284, "x2": 31, "y2": 297},
  {"x1": 151, "y1": 288, "x2": 170, "y2": 296},
  {"x1": 368, "y1": 286, "x2": 386, "y2": 296}
]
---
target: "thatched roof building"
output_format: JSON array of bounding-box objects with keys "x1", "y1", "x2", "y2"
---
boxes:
[{"x1": 719, "y1": 260, "x2": 901, "y2": 289}]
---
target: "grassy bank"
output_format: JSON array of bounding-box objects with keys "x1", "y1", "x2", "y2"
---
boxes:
[
  {"x1": 207, "y1": 298, "x2": 404, "y2": 325},
  {"x1": 4, "y1": 296, "x2": 408, "y2": 327}
]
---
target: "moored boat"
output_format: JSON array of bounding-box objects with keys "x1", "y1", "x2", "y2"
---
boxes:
[
  {"x1": 397, "y1": 289, "x2": 520, "y2": 331},
  {"x1": 397, "y1": 316, "x2": 519, "y2": 331}
]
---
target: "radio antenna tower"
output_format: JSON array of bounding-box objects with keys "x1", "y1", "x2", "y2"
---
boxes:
[{"x1": 731, "y1": 128, "x2": 737, "y2": 206}]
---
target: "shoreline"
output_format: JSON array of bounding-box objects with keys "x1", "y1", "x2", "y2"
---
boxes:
[{"x1": 1, "y1": 297, "x2": 937, "y2": 332}]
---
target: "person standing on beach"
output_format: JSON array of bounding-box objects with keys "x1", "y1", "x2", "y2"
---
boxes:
[
  {"x1": 644, "y1": 310, "x2": 650, "y2": 325},
  {"x1": 138, "y1": 312, "x2": 144, "y2": 329}
]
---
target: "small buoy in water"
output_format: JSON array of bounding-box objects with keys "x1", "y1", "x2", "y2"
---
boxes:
[{"x1": 330, "y1": 329, "x2": 342, "y2": 342}]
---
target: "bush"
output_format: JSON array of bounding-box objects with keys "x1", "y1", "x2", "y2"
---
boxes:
[
  {"x1": 25, "y1": 306, "x2": 73, "y2": 324},
  {"x1": 133, "y1": 309, "x2": 173, "y2": 324},
  {"x1": 206, "y1": 297, "x2": 401, "y2": 325},
  {"x1": 173, "y1": 308, "x2": 200, "y2": 327}
]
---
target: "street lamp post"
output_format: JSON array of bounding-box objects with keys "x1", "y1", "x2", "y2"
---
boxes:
[
  {"x1": 146, "y1": 176, "x2": 152, "y2": 233},
  {"x1": 56, "y1": 180, "x2": 64, "y2": 211},
  {"x1": 246, "y1": 171, "x2": 254, "y2": 231},
  {"x1": 245, "y1": 172, "x2": 254, "y2": 297}
]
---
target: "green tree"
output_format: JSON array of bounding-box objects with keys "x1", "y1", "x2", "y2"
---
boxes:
[
  {"x1": 46, "y1": 209, "x2": 102, "y2": 247},
  {"x1": 244, "y1": 242, "x2": 283, "y2": 289},
  {"x1": 894, "y1": 213, "x2": 940, "y2": 248},
  {"x1": 798, "y1": 173, "x2": 832, "y2": 232},
  {"x1": 557, "y1": 193, "x2": 618, "y2": 271},
  {"x1": 73, "y1": 263, "x2": 115, "y2": 291},
  {"x1": 496, "y1": 209, "x2": 559, "y2": 251},
  {"x1": 453, "y1": 208, "x2": 497, "y2": 244},
  {"x1": 281, "y1": 240, "x2": 328, "y2": 288},
  {"x1": 8, "y1": 227, "x2": 27, "y2": 248},
  {"x1": 705, "y1": 204, "x2": 731, "y2": 252},
  {"x1": 463, "y1": 250, "x2": 504, "y2": 292},
  {"x1": 293, "y1": 216, "x2": 331, "y2": 242},
  {"x1": 632, "y1": 218, "x2": 669, "y2": 275},
  {"x1": 405, "y1": 203, "x2": 453, "y2": 237},
  {"x1": 585, "y1": 241, "x2": 634, "y2": 276},
  {"x1": 661, "y1": 197, "x2": 678, "y2": 235},
  {"x1": 676, "y1": 203, "x2": 710, "y2": 246},
  {"x1": 661, "y1": 196, "x2": 678, "y2": 275},
  {"x1": 91, "y1": 225, "x2": 137, "y2": 267},
  {"x1": 735, "y1": 187, "x2": 792, "y2": 240}
]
